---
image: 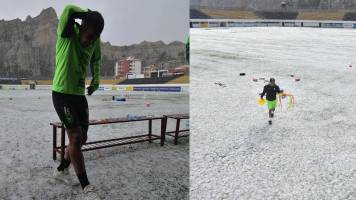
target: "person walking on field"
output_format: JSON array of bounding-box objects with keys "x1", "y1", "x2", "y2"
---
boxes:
[
  {"x1": 52, "y1": 4, "x2": 104, "y2": 200},
  {"x1": 260, "y1": 78, "x2": 282, "y2": 125}
]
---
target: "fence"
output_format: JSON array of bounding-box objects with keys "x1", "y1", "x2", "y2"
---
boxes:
[
  {"x1": 190, "y1": 19, "x2": 356, "y2": 29},
  {"x1": 0, "y1": 84, "x2": 189, "y2": 93}
]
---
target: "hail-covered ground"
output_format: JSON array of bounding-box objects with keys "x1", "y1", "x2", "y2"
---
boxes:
[
  {"x1": 0, "y1": 90, "x2": 189, "y2": 200},
  {"x1": 190, "y1": 27, "x2": 356, "y2": 199}
]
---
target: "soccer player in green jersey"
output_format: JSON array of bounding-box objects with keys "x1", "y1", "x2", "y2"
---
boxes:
[{"x1": 52, "y1": 5, "x2": 104, "y2": 200}]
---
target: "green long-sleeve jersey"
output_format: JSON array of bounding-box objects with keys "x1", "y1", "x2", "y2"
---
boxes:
[{"x1": 52, "y1": 4, "x2": 101, "y2": 95}]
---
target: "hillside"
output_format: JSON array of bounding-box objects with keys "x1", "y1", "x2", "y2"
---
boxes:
[{"x1": 0, "y1": 7, "x2": 186, "y2": 79}]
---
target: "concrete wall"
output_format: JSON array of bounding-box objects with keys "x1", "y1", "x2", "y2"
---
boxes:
[{"x1": 190, "y1": 0, "x2": 356, "y2": 10}]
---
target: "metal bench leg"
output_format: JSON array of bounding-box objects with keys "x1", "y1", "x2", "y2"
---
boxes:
[
  {"x1": 61, "y1": 127, "x2": 65, "y2": 161},
  {"x1": 174, "y1": 119, "x2": 181, "y2": 145},
  {"x1": 160, "y1": 117, "x2": 167, "y2": 146},
  {"x1": 52, "y1": 126, "x2": 57, "y2": 160},
  {"x1": 148, "y1": 119, "x2": 152, "y2": 143}
]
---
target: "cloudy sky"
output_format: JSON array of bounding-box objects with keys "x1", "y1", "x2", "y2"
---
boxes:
[{"x1": 0, "y1": 0, "x2": 189, "y2": 46}]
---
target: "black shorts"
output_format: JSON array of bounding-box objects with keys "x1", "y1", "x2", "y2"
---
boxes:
[{"x1": 52, "y1": 91, "x2": 89, "y2": 130}]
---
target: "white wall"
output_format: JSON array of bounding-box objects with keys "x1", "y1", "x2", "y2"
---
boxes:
[{"x1": 133, "y1": 60, "x2": 142, "y2": 75}]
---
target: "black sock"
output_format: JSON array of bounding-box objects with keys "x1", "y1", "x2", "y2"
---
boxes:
[
  {"x1": 57, "y1": 159, "x2": 71, "y2": 171},
  {"x1": 77, "y1": 172, "x2": 90, "y2": 189}
]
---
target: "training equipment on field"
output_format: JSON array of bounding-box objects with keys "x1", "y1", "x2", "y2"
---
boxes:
[
  {"x1": 258, "y1": 98, "x2": 266, "y2": 106},
  {"x1": 112, "y1": 96, "x2": 126, "y2": 101},
  {"x1": 287, "y1": 96, "x2": 294, "y2": 110}
]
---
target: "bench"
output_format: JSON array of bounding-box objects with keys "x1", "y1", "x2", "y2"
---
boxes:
[
  {"x1": 50, "y1": 116, "x2": 165, "y2": 160},
  {"x1": 163, "y1": 113, "x2": 190, "y2": 145}
]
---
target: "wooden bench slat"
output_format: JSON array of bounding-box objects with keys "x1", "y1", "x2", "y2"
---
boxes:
[
  {"x1": 164, "y1": 113, "x2": 189, "y2": 119},
  {"x1": 51, "y1": 116, "x2": 164, "y2": 127}
]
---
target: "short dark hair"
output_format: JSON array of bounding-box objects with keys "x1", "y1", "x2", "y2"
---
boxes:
[
  {"x1": 270, "y1": 78, "x2": 275, "y2": 83},
  {"x1": 83, "y1": 11, "x2": 104, "y2": 37}
]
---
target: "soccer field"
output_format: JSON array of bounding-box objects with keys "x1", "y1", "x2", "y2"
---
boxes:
[
  {"x1": 0, "y1": 90, "x2": 189, "y2": 199},
  {"x1": 190, "y1": 27, "x2": 356, "y2": 199}
]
